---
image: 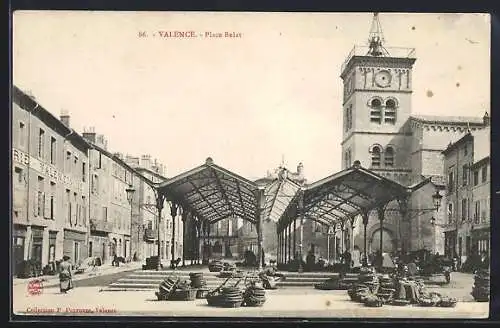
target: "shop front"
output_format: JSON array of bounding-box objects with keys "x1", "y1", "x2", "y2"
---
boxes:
[
  {"x1": 472, "y1": 227, "x2": 490, "y2": 255},
  {"x1": 88, "y1": 233, "x2": 109, "y2": 263},
  {"x1": 12, "y1": 224, "x2": 27, "y2": 276},
  {"x1": 48, "y1": 231, "x2": 57, "y2": 263},
  {"x1": 444, "y1": 230, "x2": 457, "y2": 258},
  {"x1": 63, "y1": 230, "x2": 87, "y2": 266},
  {"x1": 31, "y1": 226, "x2": 44, "y2": 265}
]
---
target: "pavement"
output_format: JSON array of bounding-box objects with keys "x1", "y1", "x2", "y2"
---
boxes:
[
  {"x1": 13, "y1": 286, "x2": 489, "y2": 318},
  {"x1": 12, "y1": 267, "x2": 489, "y2": 319},
  {"x1": 12, "y1": 262, "x2": 143, "y2": 287}
]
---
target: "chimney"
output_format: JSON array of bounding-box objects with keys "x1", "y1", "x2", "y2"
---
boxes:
[
  {"x1": 483, "y1": 112, "x2": 490, "y2": 126},
  {"x1": 60, "y1": 110, "x2": 70, "y2": 127},
  {"x1": 114, "y1": 152, "x2": 123, "y2": 160},
  {"x1": 82, "y1": 126, "x2": 96, "y2": 143},
  {"x1": 140, "y1": 154, "x2": 152, "y2": 169},
  {"x1": 297, "y1": 162, "x2": 304, "y2": 178}
]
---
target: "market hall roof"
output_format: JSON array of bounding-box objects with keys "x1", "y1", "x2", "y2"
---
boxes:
[
  {"x1": 156, "y1": 158, "x2": 429, "y2": 226},
  {"x1": 156, "y1": 157, "x2": 260, "y2": 224}
]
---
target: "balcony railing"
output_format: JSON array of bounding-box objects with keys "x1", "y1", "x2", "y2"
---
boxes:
[
  {"x1": 90, "y1": 219, "x2": 113, "y2": 233},
  {"x1": 341, "y1": 45, "x2": 416, "y2": 73}
]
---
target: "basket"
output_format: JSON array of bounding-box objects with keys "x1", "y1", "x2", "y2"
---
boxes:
[
  {"x1": 391, "y1": 299, "x2": 410, "y2": 306},
  {"x1": 170, "y1": 289, "x2": 196, "y2": 301},
  {"x1": 156, "y1": 277, "x2": 180, "y2": 300},
  {"x1": 207, "y1": 293, "x2": 224, "y2": 306},
  {"x1": 196, "y1": 288, "x2": 210, "y2": 299},
  {"x1": 438, "y1": 297, "x2": 457, "y2": 308}
]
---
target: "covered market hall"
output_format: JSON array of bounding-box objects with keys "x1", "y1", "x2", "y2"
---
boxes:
[{"x1": 146, "y1": 157, "x2": 434, "y2": 271}]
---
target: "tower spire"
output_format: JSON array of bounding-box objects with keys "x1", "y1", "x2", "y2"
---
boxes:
[{"x1": 367, "y1": 12, "x2": 389, "y2": 57}]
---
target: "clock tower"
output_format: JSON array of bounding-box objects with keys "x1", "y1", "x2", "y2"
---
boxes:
[{"x1": 340, "y1": 13, "x2": 416, "y2": 185}]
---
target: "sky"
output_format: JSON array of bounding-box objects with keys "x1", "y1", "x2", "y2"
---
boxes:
[{"x1": 13, "y1": 12, "x2": 490, "y2": 182}]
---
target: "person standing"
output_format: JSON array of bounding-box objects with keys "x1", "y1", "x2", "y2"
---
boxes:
[
  {"x1": 352, "y1": 245, "x2": 361, "y2": 271},
  {"x1": 59, "y1": 255, "x2": 73, "y2": 294}
]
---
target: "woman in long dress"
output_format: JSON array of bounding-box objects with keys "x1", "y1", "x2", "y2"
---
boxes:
[{"x1": 59, "y1": 255, "x2": 73, "y2": 293}]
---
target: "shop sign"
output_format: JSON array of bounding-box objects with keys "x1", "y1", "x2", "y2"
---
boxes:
[{"x1": 12, "y1": 148, "x2": 85, "y2": 193}]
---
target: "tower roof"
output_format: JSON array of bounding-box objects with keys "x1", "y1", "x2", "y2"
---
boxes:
[{"x1": 367, "y1": 12, "x2": 390, "y2": 57}]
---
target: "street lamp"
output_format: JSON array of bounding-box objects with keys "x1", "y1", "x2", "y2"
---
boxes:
[
  {"x1": 125, "y1": 185, "x2": 136, "y2": 261},
  {"x1": 431, "y1": 189, "x2": 443, "y2": 212}
]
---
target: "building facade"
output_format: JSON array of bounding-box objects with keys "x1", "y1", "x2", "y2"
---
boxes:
[
  {"x1": 442, "y1": 127, "x2": 490, "y2": 265},
  {"x1": 124, "y1": 155, "x2": 183, "y2": 264},
  {"x1": 83, "y1": 129, "x2": 137, "y2": 264},
  {"x1": 12, "y1": 86, "x2": 90, "y2": 274},
  {"x1": 338, "y1": 14, "x2": 489, "y2": 256}
]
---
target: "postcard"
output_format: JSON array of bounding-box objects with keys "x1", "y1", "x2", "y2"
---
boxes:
[{"x1": 11, "y1": 11, "x2": 490, "y2": 319}]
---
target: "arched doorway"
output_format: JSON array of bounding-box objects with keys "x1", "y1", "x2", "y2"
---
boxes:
[{"x1": 370, "y1": 228, "x2": 395, "y2": 254}]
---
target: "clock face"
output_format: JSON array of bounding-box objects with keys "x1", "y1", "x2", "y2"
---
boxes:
[{"x1": 375, "y1": 70, "x2": 392, "y2": 88}]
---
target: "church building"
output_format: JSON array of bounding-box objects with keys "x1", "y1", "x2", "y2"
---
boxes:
[{"x1": 341, "y1": 13, "x2": 489, "y2": 258}]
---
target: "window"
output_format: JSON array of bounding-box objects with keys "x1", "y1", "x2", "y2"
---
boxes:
[
  {"x1": 18, "y1": 122, "x2": 26, "y2": 148},
  {"x1": 474, "y1": 170, "x2": 479, "y2": 186},
  {"x1": 462, "y1": 164, "x2": 468, "y2": 186},
  {"x1": 448, "y1": 171, "x2": 454, "y2": 193},
  {"x1": 481, "y1": 165, "x2": 487, "y2": 183},
  {"x1": 464, "y1": 145, "x2": 468, "y2": 156},
  {"x1": 82, "y1": 162, "x2": 86, "y2": 182},
  {"x1": 370, "y1": 99, "x2": 382, "y2": 123},
  {"x1": 74, "y1": 156, "x2": 78, "y2": 173},
  {"x1": 371, "y1": 146, "x2": 381, "y2": 167},
  {"x1": 447, "y1": 203, "x2": 453, "y2": 224},
  {"x1": 66, "y1": 189, "x2": 71, "y2": 223},
  {"x1": 38, "y1": 129, "x2": 45, "y2": 159},
  {"x1": 384, "y1": 146, "x2": 394, "y2": 167},
  {"x1": 102, "y1": 206, "x2": 108, "y2": 221},
  {"x1": 37, "y1": 176, "x2": 45, "y2": 217},
  {"x1": 66, "y1": 151, "x2": 72, "y2": 173},
  {"x1": 91, "y1": 174, "x2": 99, "y2": 194},
  {"x1": 73, "y1": 192, "x2": 78, "y2": 225},
  {"x1": 82, "y1": 196, "x2": 87, "y2": 226},
  {"x1": 474, "y1": 201, "x2": 480, "y2": 224},
  {"x1": 50, "y1": 137, "x2": 56, "y2": 165},
  {"x1": 461, "y1": 198, "x2": 467, "y2": 221},
  {"x1": 49, "y1": 182, "x2": 55, "y2": 220},
  {"x1": 480, "y1": 199, "x2": 487, "y2": 223},
  {"x1": 345, "y1": 105, "x2": 353, "y2": 132},
  {"x1": 384, "y1": 99, "x2": 397, "y2": 124},
  {"x1": 147, "y1": 221, "x2": 153, "y2": 230},
  {"x1": 14, "y1": 167, "x2": 23, "y2": 183},
  {"x1": 74, "y1": 241, "x2": 80, "y2": 264}
]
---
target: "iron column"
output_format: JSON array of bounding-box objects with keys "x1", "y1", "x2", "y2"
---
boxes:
[
  {"x1": 170, "y1": 203, "x2": 178, "y2": 263},
  {"x1": 155, "y1": 193, "x2": 165, "y2": 271}
]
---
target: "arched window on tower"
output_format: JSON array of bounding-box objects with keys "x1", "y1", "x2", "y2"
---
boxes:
[
  {"x1": 384, "y1": 146, "x2": 394, "y2": 167},
  {"x1": 371, "y1": 146, "x2": 381, "y2": 167},
  {"x1": 384, "y1": 99, "x2": 397, "y2": 124},
  {"x1": 369, "y1": 98, "x2": 382, "y2": 124}
]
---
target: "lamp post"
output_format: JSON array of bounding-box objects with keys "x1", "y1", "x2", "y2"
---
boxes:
[
  {"x1": 125, "y1": 184, "x2": 136, "y2": 261},
  {"x1": 429, "y1": 189, "x2": 443, "y2": 253}
]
